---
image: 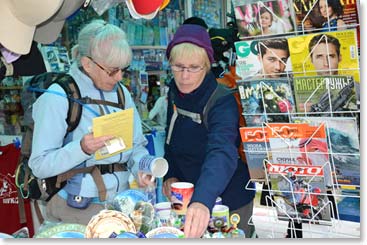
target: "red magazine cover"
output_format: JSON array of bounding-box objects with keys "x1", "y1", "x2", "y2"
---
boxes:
[
  {"x1": 239, "y1": 126, "x2": 269, "y2": 181},
  {"x1": 262, "y1": 122, "x2": 333, "y2": 224}
]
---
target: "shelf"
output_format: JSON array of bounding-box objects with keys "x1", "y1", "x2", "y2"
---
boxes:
[
  {"x1": 0, "y1": 86, "x2": 22, "y2": 90},
  {"x1": 131, "y1": 46, "x2": 166, "y2": 50},
  {"x1": 147, "y1": 70, "x2": 166, "y2": 75}
]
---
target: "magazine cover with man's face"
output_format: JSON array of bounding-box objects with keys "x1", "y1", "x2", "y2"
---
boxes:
[{"x1": 287, "y1": 29, "x2": 360, "y2": 83}]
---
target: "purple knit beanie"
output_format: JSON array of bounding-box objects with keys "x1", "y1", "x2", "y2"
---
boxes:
[{"x1": 166, "y1": 24, "x2": 214, "y2": 64}]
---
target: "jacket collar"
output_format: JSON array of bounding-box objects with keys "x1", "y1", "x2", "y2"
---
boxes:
[{"x1": 170, "y1": 71, "x2": 217, "y2": 112}]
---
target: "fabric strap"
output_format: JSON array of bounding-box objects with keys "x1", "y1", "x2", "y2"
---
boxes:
[{"x1": 56, "y1": 163, "x2": 128, "y2": 201}]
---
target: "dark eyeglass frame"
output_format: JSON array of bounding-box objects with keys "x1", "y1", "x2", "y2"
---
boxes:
[{"x1": 87, "y1": 56, "x2": 129, "y2": 77}]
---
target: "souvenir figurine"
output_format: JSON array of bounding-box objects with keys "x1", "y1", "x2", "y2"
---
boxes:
[{"x1": 229, "y1": 213, "x2": 246, "y2": 238}]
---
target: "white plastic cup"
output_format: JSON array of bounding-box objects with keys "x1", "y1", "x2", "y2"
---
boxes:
[{"x1": 139, "y1": 155, "x2": 169, "y2": 179}]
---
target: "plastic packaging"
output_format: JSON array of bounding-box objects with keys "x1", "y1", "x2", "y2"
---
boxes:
[{"x1": 91, "y1": 0, "x2": 124, "y2": 16}]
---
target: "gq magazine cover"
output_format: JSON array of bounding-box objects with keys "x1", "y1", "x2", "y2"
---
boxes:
[
  {"x1": 235, "y1": 37, "x2": 292, "y2": 79},
  {"x1": 287, "y1": 29, "x2": 360, "y2": 82}
]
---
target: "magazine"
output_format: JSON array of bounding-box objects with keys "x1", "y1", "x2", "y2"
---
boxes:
[
  {"x1": 261, "y1": 122, "x2": 333, "y2": 224},
  {"x1": 268, "y1": 164, "x2": 332, "y2": 224},
  {"x1": 293, "y1": 0, "x2": 360, "y2": 33},
  {"x1": 57, "y1": 46, "x2": 71, "y2": 72},
  {"x1": 234, "y1": 37, "x2": 292, "y2": 79},
  {"x1": 335, "y1": 189, "x2": 360, "y2": 222},
  {"x1": 264, "y1": 122, "x2": 333, "y2": 187},
  {"x1": 239, "y1": 122, "x2": 323, "y2": 181},
  {"x1": 237, "y1": 79, "x2": 295, "y2": 126},
  {"x1": 232, "y1": 0, "x2": 295, "y2": 39},
  {"x1": 239, "y1": 126, "x2": 269, "y2": 181},
  {"x1": 287, "y1": 29, "x2": 360, "y2": 83},
  {"x1": 41, "y1": 45, "x2": 71, "y2": 72},
  {"x1": 292, "y1": 117, "x2": 360, "y2": 187},
  {"x1": 234, "y1": 39, "x2": 262, "y2": 79},
  {"x1": 293, "y1": 75, "x2": 358, "y2": 113}
]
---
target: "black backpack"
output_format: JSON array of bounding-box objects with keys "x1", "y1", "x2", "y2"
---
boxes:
[{"x1": 15, "y1": 72, "x2": 126, "y2": 203}]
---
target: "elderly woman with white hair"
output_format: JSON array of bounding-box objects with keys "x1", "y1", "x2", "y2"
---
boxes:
[{"x1": 29, "y1": 19, "x2": 153, "y2": 224}]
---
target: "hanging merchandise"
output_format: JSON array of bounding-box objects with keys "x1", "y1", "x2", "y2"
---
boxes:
[
  {"x1": 34, "y1": 0, "x2": 86, "y2": 44},
  {"x1": 159, "y1": 0, "x2": 171, "y2": 11},
  {"x1": 0, "y1": 0, "x2": 63, "y2": 55},
  {"x1": 125, "y1": 0, "x2": 164, "y2": 20},
  {"x1": 91, "y1": 0, "x2": 124, "y2": 16},
  {"x1": 0, "y1": 143, "x2": 35, "y2": 237},
  {"x1": 0, "y1": 46, "x2": 21, "y2": 64}
]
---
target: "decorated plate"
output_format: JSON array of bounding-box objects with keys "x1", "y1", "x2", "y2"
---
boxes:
[
  {"x1": 34, "y1": 223, "x2": 86, "y2": 238},
  {"x1": 145, "y1": 227, "x2": 184, "y2": 238},
  {"x1": 85, "y1": 209, "x2": 136, "y2": 238},
  {"x1": 113, "y1": 189, "x2": 148, "y2": 216},
  {"x1": 114, "y1": 232, "x2": 139, "y2": 238}
]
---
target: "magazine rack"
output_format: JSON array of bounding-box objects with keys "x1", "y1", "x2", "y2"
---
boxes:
[
  {"x1": 242, "y1": 119, "x2": 360, "y2": 238},
  {"x1": 233, "y1": 0, "x2": 361, "y2": 238},
  {"x1": 238, "y1": 81, "x2": 361, "y2": 237}
]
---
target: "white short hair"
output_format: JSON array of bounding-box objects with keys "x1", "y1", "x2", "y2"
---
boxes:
[{"x1": 76, "y1": 19, "x2": 132, "y2": 68}]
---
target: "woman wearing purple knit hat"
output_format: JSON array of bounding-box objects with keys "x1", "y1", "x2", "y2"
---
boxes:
[{"x1": 162, "y1": 24, "x2": 256, "y2": 238}]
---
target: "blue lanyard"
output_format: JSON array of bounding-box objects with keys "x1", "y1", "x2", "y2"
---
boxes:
[{"x1": 28, "y1": 87, "x2": 100, "y2": 117}]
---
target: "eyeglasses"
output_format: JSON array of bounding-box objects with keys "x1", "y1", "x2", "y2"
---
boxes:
[
  {"x1": 87, "y1": 56, "x2": 129, "y2": 77},
  {"x1": 170, "y1": 64, "x2": 205, "y2": 73}
]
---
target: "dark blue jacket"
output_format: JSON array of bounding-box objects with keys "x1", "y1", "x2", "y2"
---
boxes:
[{"x1": 164, "y1": 72, "x2": 255, "y2": 212}]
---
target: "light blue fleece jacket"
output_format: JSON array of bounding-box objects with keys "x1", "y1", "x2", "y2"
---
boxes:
[{"x1": 29, "y1": 63, "x2": 149, "y2": 200}]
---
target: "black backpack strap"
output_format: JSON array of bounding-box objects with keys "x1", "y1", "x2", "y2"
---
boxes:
[
  {"x1": 116, "y1": 82, "x2": 125, "y2": 109},
  {"x1": 26, "y1": 72, "x2": 83, "y2": 134},
  {"x1": 53, "y1": 74, "x2": 82, "y2": 133},
  {"x1": 203, "y1": 83, "x2": 234, "y2": 128},
  {"x1": 55, "y1": 76, "x2": 126, "y2": 131},
  {"x1": 79, "y1": 97, "x2": 125, "y2": 109},
  {"x1": 79, "y1": 82, "x2": 125, "y2": 110}
]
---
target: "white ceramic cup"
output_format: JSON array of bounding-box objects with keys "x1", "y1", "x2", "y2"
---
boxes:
[
  {"x1": 154, "y1": 201, "x2": 172, "y2": 213},
  {"x1": 154, "y1": 202, "x2": 173, "y2": 226}
]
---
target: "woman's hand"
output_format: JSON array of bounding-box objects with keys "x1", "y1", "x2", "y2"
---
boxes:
[
  {"x1": 162, "y1": 177, "x2": 179, "y2": 198},
  {"x1": 184, "y1": 202, "x2": 210, "y2": 238},
  {"x1": 80, "y1": 133, "x2": 114, "y2": 155},
  {"x1": 137, "y1": 172, "x2": 155, "y2": 188}
]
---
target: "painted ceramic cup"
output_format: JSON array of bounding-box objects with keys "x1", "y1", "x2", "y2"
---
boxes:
[{"x1": 170, "y1": 182, "x2": 194, "y2": 215}]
